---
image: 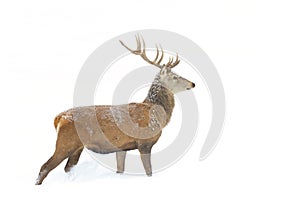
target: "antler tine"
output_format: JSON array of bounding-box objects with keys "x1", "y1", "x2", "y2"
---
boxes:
[
  {"x1": 166, "y1": 57, "x2": 172, "y2": 68},
  {"x1": 139, "y1": 35, "x2": 156, "y2": 66},
  {"x1": 167, "y1": 53, "x2": 180, "y2": 68},
  {"x1": 120, "y1": 35, "x2": 180, "y2": 69},
  {"x1": 170, "y1": 57, "x2": 174, "y2": 65},
  {"x1": 119, "y1": 40, "x2": 136, "y2": 54},
  {"x1": 139, "y1": 36, "x2": 146, "y2": 53},
  {"x1": 153, "y1": 44, "x2": 160, "y2": 63},
  {"x1": 119, "y1": 34, "x2": 141, "y2": 55},
  {"x1": 135, "y1": 35, "x2": 141, "y2": 53},
  {"x1": 157, "y1": 44, "x2": 164, "y2": 65},
  {"x1": 174, "y1": 54, "x2": 180, "y2": 65}
]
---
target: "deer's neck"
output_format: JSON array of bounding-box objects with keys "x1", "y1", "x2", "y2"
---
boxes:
[{"x1": 144, "y1": 76, "x2": 175, "y2": 125}]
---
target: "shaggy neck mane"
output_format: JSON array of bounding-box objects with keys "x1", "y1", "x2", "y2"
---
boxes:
[{"x1": 144, "y1": 74, "x2": 175, "y2": 124}]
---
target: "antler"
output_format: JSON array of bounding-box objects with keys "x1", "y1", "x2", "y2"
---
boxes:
[{"x1": 119, "y1": 35, "x2": 180, "y2": 68}]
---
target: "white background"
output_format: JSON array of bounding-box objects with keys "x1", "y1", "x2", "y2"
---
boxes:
[{"x1": 1, "y1": 0, "x2": 300, "y2": 200}]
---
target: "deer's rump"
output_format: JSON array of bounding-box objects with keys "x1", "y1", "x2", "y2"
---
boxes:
[{"x1": 54, "y1": 103, "x2": 164, "y2": 153}]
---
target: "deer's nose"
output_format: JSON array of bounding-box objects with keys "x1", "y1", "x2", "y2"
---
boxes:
[{"x1": 192, "y1": 82, "x2": 195, "y2": 88}]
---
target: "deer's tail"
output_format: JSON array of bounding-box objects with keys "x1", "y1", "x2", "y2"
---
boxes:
[
  {"x1": 54, "y1": 111, "x2": 73, "y2": 132},
  {"x1": 54, "y1": 115, "x2": 62, "y2": 131}
]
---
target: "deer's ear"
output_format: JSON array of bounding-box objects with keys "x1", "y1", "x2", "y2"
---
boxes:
[{"x1": 160, "y1": 66, "x2": 170, "y2": 76}]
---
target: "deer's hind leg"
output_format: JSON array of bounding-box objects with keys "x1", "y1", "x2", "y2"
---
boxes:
[
  {"x1": 36, "y1": 124, "x2": 82, "y2": 185},
  {"x1": 35, "y1": 149, "x2": 70, "y2": 185},
  {"x1": 64, "y1": 146, "x2": 84, "y2": 173}
]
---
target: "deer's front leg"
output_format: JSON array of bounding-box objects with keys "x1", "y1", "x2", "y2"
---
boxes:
[
  {"x1": 138, "y1": 144, "x2": 153, "y2": 176},
  {"x1": 116, "y1": 151, "x2": 126, "y2": 173}
]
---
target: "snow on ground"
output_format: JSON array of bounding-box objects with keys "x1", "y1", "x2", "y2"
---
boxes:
[{"x1": 3, "y1": 144, "x2": 209, "y2": 201}]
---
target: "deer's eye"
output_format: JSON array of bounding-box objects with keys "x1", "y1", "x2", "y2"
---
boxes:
[{"x1": 173, "y1": 76, "x2": 178, "y2": 80}]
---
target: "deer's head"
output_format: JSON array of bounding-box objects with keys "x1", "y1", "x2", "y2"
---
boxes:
[
  {"x1": 158, "y1": 66, "x2": 195, "y2": 93},
  {"x1": 120, "y1": 35, "x2": 195, "y2": 94}
]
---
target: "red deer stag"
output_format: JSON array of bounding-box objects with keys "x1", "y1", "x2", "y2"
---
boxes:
[{"x1": 36, "y1": 35, "x2": 195, "y2": 185}]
